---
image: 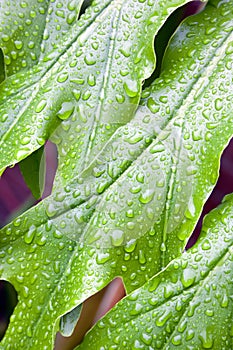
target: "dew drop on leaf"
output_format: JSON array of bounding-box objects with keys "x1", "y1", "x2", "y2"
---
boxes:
[
  {"x1": 35, "y1": 99, "x2": 47, "y2": 113},
  {"x1": 111, "y1": 230, "x2": 125, "y2": 247},
  {"x1": 57, "y1": 102, "x2": 74, "y2": 120}
]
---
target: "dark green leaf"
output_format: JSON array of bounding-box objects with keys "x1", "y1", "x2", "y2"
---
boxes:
[
  {"x1": 0, "y1": 49, "x2": 5, "y2": 84},
  {"x1": 19, "y1": 146, "x2": 46, "y2": 199}
]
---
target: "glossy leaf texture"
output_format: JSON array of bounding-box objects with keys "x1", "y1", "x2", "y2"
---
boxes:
[
  {"x1": 0, "y1": 0, "x2": 189, "y2": 176},
  {"x1": 0, "y1": 0, "x2": 233, "y2": 349},
  {"x1": 0, "y1": 0, "x2": 85, "y2": 76},
  {"x1": 78, "y1": 193, "x2": 233, "y2": 350}
]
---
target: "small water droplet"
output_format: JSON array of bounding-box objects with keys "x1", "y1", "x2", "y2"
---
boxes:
[
  {"x1": 96, "y1": 252, "x2": 110, "y2": 264},
  {"x1": 35, "y1": 99, "x2": 47, "y2": 113},
  {"x1": 57, "y1": 102, "x2": 74, "y2": 120},
  {"x1": 84, "y1": 54, "x2": 96, "y2": 65},
  {"x1": 116, "y1": 94, "x2": 125, "y2": 103},
  {"x1": 14, "y1": 40, "x2": 23, "y2": 50},
  {"x1": 139, "y1": 189, "x2": 154, "y2": 204},
  {"x1": 21, "y1": 136, "x2": 30, "y2": 145},
  {"x1": 87, "y1": 74, "x2": 96, "y2": 86},
  {"x1": 111, "y1": 230, "x2": 124, "y2": 247},
  {"x1": 181, "y1": 268, "x2": 195, "y2": 288},
  {"x1": 124, "y1": 80, "x2": 138, "y2": 97},
  {"x1": 16, "y1": 149, "x2": 30, "y2": 161},
  {"x1": 199, "y1": 328, "x2": 214, "y2": 349},
  {"x1": 24, "y1": 226, "x2": 36, "y2": 244},
  {"x1": 57, "y1": 72, "x2": 69, "y2": 83},
  {"x1": 214, "y1": 98, "x2": 223, "y2": 111}
]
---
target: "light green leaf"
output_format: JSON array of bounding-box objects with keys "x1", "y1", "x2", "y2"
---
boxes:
[
  {"x1": 19, "y1": 146, "x2": 46, "y2": 199},
  {"x1": 0, "y1": 0, "x2": 187, "y2": 178},
  {"x1": 78, "y1": 193, "x2": 233, "y2": 349},
  {"x1": 1, "y1": 1, "x2": 233, "y2": 349},
  {"x1": 60, "y1": 304, "x2": 83, "y2": 337},
  {"x1": 0, "y1": 0, "x2": 85, "y2": 76}
]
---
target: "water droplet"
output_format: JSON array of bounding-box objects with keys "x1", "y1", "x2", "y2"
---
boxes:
[
  {"x1": 72, "y1": 89, "x2": 81, "y2": 101},
  {"x1": 67, "y1": 13, "x2": 76, "y2": 25},
  {"x1": 35, "y1": 99, "x2": 47, "y2": 113},
  {"x1": 181, "y1": 268, "x2": 195, "y2": 288},
  {"x1": 140, "y1": 332, "x2": 152, "y2": 346},
  {"x1": 57, "y1": 102, "x2": 74, "y2": 120},
  {"x1": 172, "y1": 335, "x2": 182, "y2": 346},
  {"x1": 139, "y1": 189, "x2": 154, "y2": 204},
  {"x1": 82, "y1": 90, "x2": 91, "y2": 101},
  {"x1": 136, "y1": 173, "x2": 144, "y2": 183},
  {"x1": 53, "y1": 261, "x2": 60, "y2": 274},
  {"x1": 26, "y1": 325, "x2": 32, "y2": 338},
  {"x1": 160, "y1": 242, "x2": 166, "y2": 252},
  {"x1": 202, "y1": 240, "x2": 211, "y2": 250},
  {"x1": 21, "y1": 136, "x2": 30, "y2": 145},
  {"x1": 84, "y1": 54, "x2": 96, "y2": 65},
  {"x1": 68, "y1": 0, "x2": 76, "y2": 11},
  {"x1": 221, "y1": 293, "x2": 229, "y2": 308},
  {"x1": 96, "y1": 252, "x2": 110, "y2": 264},
  {"x1": 124, "y1": 240, "x2": 137, "y2": 253},
  {"x1": 24, "y1": 226, "x2": 36, "y2": 244},
  {"x1": 139, "y1": 250, "x2": 146, "y2": 264},
  {"x1": 111, "y1": 230, "x2": 124, "y2": 247},
  {"x1": 46, "y1": 203, "x2": 57, "y2": 217},
  {"x1": 186, "y1": 329, "x2": 195, "y2": 341},
  {"x1": 214, "y1": 98, "x2": 223, "y2": 111},
  {"x1": 16, "y1": 149, "x2": 30, "y2": 161},
  {"x1": 87, "y1": 74, "x2": 96, "y2": 86},
  {"x1": 57, "y1": 72, "x2": 69, "y2": 83},
  {"x1": 36, "y1": 234, "x2": 47, "y2": 246},
  {"x1": 14, "y1": 40, "x2": 23, "y2": 50},
  {"x1": 199, "y1": 328, "x2": 214, "y2": 349},
  {"x1": 124, "y1": 80, "x2": 138, "y2": 97},
  {"x1": 116, "y1": 94, "x2": 125, "y2": 103}
]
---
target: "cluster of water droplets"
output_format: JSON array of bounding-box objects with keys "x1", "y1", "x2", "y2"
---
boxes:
[{"x1": 79, "y1": 197, "x2": 233, "y2": 349}]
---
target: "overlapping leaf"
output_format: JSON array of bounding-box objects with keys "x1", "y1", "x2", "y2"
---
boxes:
[
  {"x1": 0, "y1": 0, "x2": 186, "y2": 178},
  {"x1": 78, "y1": 193, "x2": 233, "y2": 349},
  {"x1": 1, "y1": 0, "x2": 233, "y2": 349}
]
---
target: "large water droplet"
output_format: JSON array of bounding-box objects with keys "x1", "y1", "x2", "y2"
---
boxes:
[
  {"x1": 124, "y1": 80, "x2": 138, "y2": 97},
  {"x1": 24, "y1": 225, "x2": 36, "y2": 244},
  {"x1": 199, "y1": 328, "x2": 214, "y2": 349},
  {"x1": 35, "y1": 99, "x2": 47, "y2": 113},
  {"x1": 57, "y1": 102, "x2": 74, "y2": 120},
  {"x1": 111, "y1": 230, "x2": 124, "y2": 247},
  {"x1": 139, "y1": 189, "x2": 154, "y2": 204}
]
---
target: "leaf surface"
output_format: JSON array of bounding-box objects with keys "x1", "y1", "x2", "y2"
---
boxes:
[
  {"x1": 0, "y1": 0, "x2": 186, "y2": 178},
  {"x1": 1, "y1": 4, "x2": 233, "y2": 349},
  {"x1": 0, "y1": 0, "x2": 85, "y2": 76},
  {"x1": 78, "y1": 193, "x2": 233, "y2": 349}
]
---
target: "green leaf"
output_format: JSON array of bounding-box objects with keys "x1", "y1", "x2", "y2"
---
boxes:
[
  {"x1": 0, "y1": 0, "x2": 187, "y2": 177},
  {"x1": 19, "y1": 146, "x2": 46, "y2": 199},
  {"x1": 1, "y1": 1, "x2": 233, "y2": 349},
  {"x1": 60, "y1": 304, "x2": 83, "y2": 337},
  {"x1": 0, "y1": 0, "x2": 85, "y2": 76},
  {"x1": 78, "y1": 193, "x2": 233, "y2": 349},
  {"x1": 0, "y1": 49, "x2": 5, "y2": 84}
]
